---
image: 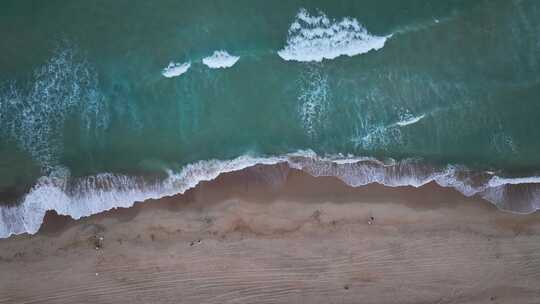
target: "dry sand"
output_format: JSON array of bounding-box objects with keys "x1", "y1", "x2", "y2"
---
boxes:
[{"x1": 1, "y1": 165, "x2": 540, "y2": 303}]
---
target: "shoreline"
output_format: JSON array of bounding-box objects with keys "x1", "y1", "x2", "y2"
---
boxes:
[
  {"x1": 3, "y1": 154, "x2": 540, "y2": 239},
  {"x1": 1, "y1": 166, "x2": 540, "y2": 303}
]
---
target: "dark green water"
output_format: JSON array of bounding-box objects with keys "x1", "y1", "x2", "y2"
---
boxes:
[{"x1": 1, "y1": 0, "x2": 540, "y2": 237}]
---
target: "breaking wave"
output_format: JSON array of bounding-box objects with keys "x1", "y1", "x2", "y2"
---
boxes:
[
  {"x1": 162, "y1": 61, "x2": 191, "y2": 78},
  {"x1": 396, "y1": 114, "x2": 425, "y2": 127},
  {"x1": 202, "y1": 50, "x2": 240, "y2": 69},
  {"x1": 1, "y1": 150, "x2": 540, "y2": 238},
  {"x1": 278, "y1": 8, "x2": 390, "y2": 62}
]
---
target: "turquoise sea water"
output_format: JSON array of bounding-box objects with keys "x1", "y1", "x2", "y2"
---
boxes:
[{"x1": 1, "y1": 0, "x2": 540, "y2": 237}]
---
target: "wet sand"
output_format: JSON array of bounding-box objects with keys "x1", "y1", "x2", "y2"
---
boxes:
[{"x1": 1, "y1": 165, "x2": 540, "y2": 303}]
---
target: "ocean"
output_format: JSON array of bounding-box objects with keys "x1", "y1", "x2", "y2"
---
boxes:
[{"x1": 1, "y1": 0, "x2": 539, "y2": 237}]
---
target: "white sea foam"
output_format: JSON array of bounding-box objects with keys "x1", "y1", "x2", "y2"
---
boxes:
[
  {"x1": 0, "y1": 46, "x2": 108, "y2": 172},
  {"x1": 162, "y1": 61, "x2": 191, "y2": 78},
  {"x1": 352, "y1": 113, "x2": 425, "y2": 150},
  {"x1": 2, "y1": 150, "x2": 540, "y2": 238},
  {"x1": 354, "y1": 124, "x2": 402, "y2": 150},
  {"x1": 396, "y1": 114, "x2": 425, "y2": 126},
  {"x1": 278, "y1": 8, "x2": 390, "y2": 62},
  {"x1": 287, "y1": 156, "x2": 540, "y2": 213},
  {"x1": 0, "y1": 154, "x2": 288, "y2": 238},
  {"x1": 298, "y1": 66, "x2": 330, "y2": 136},
  {"x1": 202, "y1": 50, "x2": 240, "y2": 69},
  {"x1": 488, "y1": 176, "x2": 540, "y2": 187}
]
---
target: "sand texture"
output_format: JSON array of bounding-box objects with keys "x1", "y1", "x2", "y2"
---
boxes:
[{"x1": 1, "y1": 166, "x2": 540, "y2": 303}]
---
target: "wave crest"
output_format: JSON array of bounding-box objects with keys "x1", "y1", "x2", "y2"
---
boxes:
[
  {"x1": 162, "y1": 61, "x2": 191, "y2": 78},
  {"x1": 278, "y1": 8, "x2": 390, "y2": 62},
  {"x1": 202, "y1": 50, "x2": 240, "y2": 69}
]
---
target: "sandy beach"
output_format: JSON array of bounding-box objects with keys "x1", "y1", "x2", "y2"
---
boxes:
[
  {"x1": 2, "y1": 1, "x2": 540, "y2": 303},
  {"x1": 1, "y1": 165, "x2": 540, "y2": 303}
]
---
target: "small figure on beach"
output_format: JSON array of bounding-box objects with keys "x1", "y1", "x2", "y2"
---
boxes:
[
  {"x1": 190, "y1": 239, "x2": 202, "y2": 247},
  {"x1": 368, "y1": 216, "x2": 374, "y2": 225},
  {"x1": 94, "y1": 235, "x2": 104, "y2": 250}
]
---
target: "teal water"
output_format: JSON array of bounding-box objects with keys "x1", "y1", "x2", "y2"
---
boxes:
[{"x1": 1, "y1": 0, "x2": 540, "y2": 237}]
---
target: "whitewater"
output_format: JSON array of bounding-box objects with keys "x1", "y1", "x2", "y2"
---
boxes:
[
  {"x1": 278, "y1": 8, "x2": 390, "y2": 62},
  {"x1": 1, "y1": 150, "x2": 540, "y2": 238}
]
